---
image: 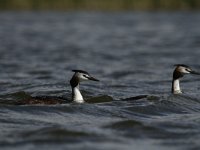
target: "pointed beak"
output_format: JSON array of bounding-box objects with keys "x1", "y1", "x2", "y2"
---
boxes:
[
  {"x1": 189, "y1": 70, "x2": 200, "y2": 75},
  {"x1": 88, "y1": 76, "x2": 99, "y2": 81}
]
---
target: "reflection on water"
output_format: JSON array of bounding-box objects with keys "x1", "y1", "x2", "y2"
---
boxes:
[{"x1": 0, "y1": 12, "x2": 200, "y2": 150}]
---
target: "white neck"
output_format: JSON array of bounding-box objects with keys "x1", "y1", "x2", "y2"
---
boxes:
[
  {"x1": 72, "y1": 85, "x2": 84, "y2": 103},
  {"x1": 172, "y1": 79, "x2": 182, "y2": 94}
]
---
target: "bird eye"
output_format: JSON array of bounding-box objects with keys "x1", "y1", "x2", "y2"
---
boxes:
[
  {"x1": 186, "y1": 68, "x2": 191, "y2": 72},
  {"x1": 83, "y1": 74, "x2": 88, "y2": 78}
]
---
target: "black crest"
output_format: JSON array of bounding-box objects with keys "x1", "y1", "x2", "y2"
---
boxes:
[
  {"x1": 72, "y1": 70, "x2": 89, "y2": 74},
  {"x1": 174, "y1": 64, "x2": 190, "y2": 68}
]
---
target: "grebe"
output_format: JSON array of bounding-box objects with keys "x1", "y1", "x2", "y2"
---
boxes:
[
  {"x1": 172, "y1": 64, "x2": 200, "y2": 94},
  {"x1": 16, "y1": 70, "x2": 99, "y2": 104},
  {"x1": 70, "y1": 70, "x2": 99, "y2": 103}
]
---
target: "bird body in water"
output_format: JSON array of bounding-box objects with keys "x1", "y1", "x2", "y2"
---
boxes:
[{"x1": 16, "y1": 70, "x2": 99, "y2": 105}]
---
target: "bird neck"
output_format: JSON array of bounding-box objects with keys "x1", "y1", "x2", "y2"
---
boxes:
[
  {"x1": 172, "y1": 79, "x2": 182, "y2": 94},
  {"x1": 72, "y1": 85, "x2": 84, "y2": 103},
  {"x1": 70, "y1": 76, "x2": 84, "y2": 103}
]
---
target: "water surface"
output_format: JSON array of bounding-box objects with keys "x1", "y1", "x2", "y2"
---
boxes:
[{"x1": 0, "y1": 12, "x2": 200, "y2": 150}]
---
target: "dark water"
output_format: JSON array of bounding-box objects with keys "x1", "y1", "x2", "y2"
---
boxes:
[{"x1": 0, "y1": 12, "x2": 200, "y2": 150}]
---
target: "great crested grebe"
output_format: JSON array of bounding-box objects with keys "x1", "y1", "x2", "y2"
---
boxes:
[
  {"x1": 70, "y1": 70, "x2": 99, "y2": 103},
  {"x1": 16, "y1": 70, "x2": 99, "y2": 104},
  {"x1": 172, "y1": 64, "x2": 200, "y2": 94}
]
